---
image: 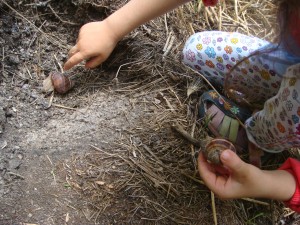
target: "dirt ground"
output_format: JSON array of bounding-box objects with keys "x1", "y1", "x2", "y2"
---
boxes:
[{"x1": 1, "y1": 0, "x2": 300, "y2": 225}]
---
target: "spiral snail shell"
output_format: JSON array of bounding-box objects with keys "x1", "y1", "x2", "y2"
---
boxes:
[
  {"x1": 50, "y1": 72, "x2": 73, "y2": 94},
  {"x1": 43, "y1": 72, "x2": 74, "y2": 94},
  {"x1": 203, "y1": 138, "x2": 236, "y2": 165}
]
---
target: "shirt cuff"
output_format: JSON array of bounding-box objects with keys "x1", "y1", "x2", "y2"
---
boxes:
[{"x1": 278, "y1": 158, "x2": 300, "y2": 212}]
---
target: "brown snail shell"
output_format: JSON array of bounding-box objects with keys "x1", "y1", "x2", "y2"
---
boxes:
[
  {"x1": 50, "y1": 72, "x2": 73, "y2": 94},
  {"x1": 203, "y1": 138, "x2": 236, "y2": 165}
]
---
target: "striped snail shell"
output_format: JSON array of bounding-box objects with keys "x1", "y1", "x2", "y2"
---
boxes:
[
  {"x1": 50, "y1": 72, "x2": 73, "y2": 94},
  {"x1": 203, "y1": 138, "x2": 236, "y2": 165}
]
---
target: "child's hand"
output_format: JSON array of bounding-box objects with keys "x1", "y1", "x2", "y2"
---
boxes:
[
  {"x1": 198, "y1": 150, "x2": 262, "y2": 199},
  {"x1": 64, "y1": 0, "x2": 192, "y2": 70},
  {"x1": 198, "y1": 150, "x2": 296, "y2": 201},
  {"x1": 64, "y1": 20, "x2": 118, "y2": 70}
]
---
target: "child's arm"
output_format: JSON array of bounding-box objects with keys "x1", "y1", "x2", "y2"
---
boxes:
[
  {"x1": 198, "y1": 150, "x2": 296, "y2": 202},
  {"x1": 64, "y1": 0, "x2": 191, "y2": 70}
]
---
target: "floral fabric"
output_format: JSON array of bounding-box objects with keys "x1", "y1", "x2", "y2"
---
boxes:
[
  {"x1": 246, "y1": 64, "x2": 300, "y2": 152},
  {"x1": 182, "y1": 31, "x2": 300, "y2": 152}
]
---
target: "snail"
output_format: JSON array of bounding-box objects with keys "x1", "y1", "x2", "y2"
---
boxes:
[
  {"x1": 203, "y1": 138, "x2": 236, "y2": 165},
  {"x1": 43, "y1": 71, "x2": 74, "y2": 94},
  {"x1": 171, "y1": 123, "x2": 236, "y2": 165}
]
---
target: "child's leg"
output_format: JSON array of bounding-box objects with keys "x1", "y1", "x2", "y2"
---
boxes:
[
  {"x1": 182, "y1": 31, "x2": 283, "y2": 103},
  {"x1": 246, "y1": 63, "x2": 300, "y2": 153},
  {"x1": 182, "y1": 31, "x2": 300, "y2": 153}
]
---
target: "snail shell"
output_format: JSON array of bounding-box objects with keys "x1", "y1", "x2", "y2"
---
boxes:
[
  {"x1": 50, "y1": 72, "x2": 73, "y2": 94},
  {"x1": 203, "y1": 138, "x2": 236, "y2": 165}
]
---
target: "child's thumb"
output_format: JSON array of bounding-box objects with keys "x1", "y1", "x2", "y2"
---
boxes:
[{"x1": 220, "y1": 150, "x2": 247, "y2": 174}]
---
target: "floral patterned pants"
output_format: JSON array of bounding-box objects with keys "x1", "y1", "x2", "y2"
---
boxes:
[{"x1": 182, "y1": 31, "x2": 300, "y2": 153}]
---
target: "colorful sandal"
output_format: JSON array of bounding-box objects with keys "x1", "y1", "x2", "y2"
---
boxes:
[{"x1": 198, "y1": 90, "x2": 252, "y2": 152}]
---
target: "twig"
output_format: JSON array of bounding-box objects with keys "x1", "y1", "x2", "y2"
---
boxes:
[
  {"x1": 1, "y1": 141, "x2": 7, "y2": 150},
  {"x1": 188, "y1": 23, "x2": 195, "y2": 34},
  {"x1": 241, "y1": 198, "x2": 269, "y2": 206},
  {"x1": 218, "y1": 5, "x2": 222, "y2": 31},
  {"x1": 164, "y1": 14, "x2": 169, "y2": 36},
  {"x1": 52, "y1": 104, "x2": 77, "y2": 111},
  {"x1": 234, "y1": 0, "x2": 239, "y2": 21},
  {"x1": 19, "y1": 223, "x2": 38, "y2": 225},
  {"x1": 163, "y1": 35, "x2": 175, "y2": 59},
  {"x1": 204, "y1": 8, "x2": 210, "y2": 28},
  {"x1": 163, "y1": 31, "x2": 173, "y2": 52},
  {"x1": 48, "y1": 4, "x2": 79, "y2": 26},
  {"x1": 181, "y1": 172, "x2": 204, "y2": 185},
  {"x1": 210, "y1": 7, "x2": 219, "y2": 24},
  {"x1": 2, "y1": 47, "x2": 4, "y2": 78},
  {"x1": 211, "y1": 191, "x2": 218, "y2": 225},
  {"x1": 46, "y1": 155, "x2": 53, "y2": 166},
  {"x1": 24, "y1": 64, "x2": 33, "y2": 79},
  {"x1": 54, "y1": 199, "x2": 77, "y2": 211},
  {"x1": 25, "y1": 0, "x2": 51, "y2": 7},
  {"x1": 44, "y1": 92, "x2": 54, "y2": 110},
  {"x1": 54, "y1": 54, "x2": 64, "y2": 73},
  {"x1": 27, "y1": 20, "x2": 46, "y2": 52},
  {"x1": 7, "y1": 172, "x2": 25, "y2": 179},
  {"x1": 114, "y1": 59, "x2": 146, "y2": 80},
  {"x1": 171, "y1": 122, "x2": 203, "y2": 148},
  {"x1": 168, "y1": 87, "x2": 183, "y2": 106},
  {"x1": 197, "y1": 0, "x2": 203, "y2": 13},
  {"x1": 46, "y1": 155, "x2": 57, "y2": 184},
  {"x1": 159, "y1": 92, "x2": 175, "y2": 112},
  {"x1": 190, "y1": 115, "x2": 198, "y2": 169}
]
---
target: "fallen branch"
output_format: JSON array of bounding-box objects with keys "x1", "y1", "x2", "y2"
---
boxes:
[{"x1": 171, "y1": 122, "x2": 203, "y2": 148}]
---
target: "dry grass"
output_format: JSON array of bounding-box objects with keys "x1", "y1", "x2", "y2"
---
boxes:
[
  {"x1": 60, "y1": 0, "x2": 291, "y2": 224},
  {"x1": 61, "y1": 0, "x2": 293, "y2": 224},
  {"x1": 3, "y1": 0, "x2": 297, "y2": 224}
]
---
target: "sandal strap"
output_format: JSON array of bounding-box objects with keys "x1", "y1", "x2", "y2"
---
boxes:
[
  {"x1": 228, "y1": 119, "x2": 239, "y2": 143},
  {"x1": 218, "y1": 115, "x2": 240, "y2": 143},
  {"x1": 199, "y1": 90, "x2": 252, "y2": 123},
  {"x1": 219, "y1": 115, "x2": 232, "y2": 138},
  {"x1": 198, "y1": 90, "x2": 252, "y2": 152}
]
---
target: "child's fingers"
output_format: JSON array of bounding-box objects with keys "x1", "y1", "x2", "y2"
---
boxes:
[
  {"x1": 198, "y1": 152, "x2": 217, "y2": 179},
  {"x1": 198, "y1": 152, "x2": 228, "y2": 191},
  {"x1": 85, "y1": 55, "x2": 106, "y2": 68},
  {"x1": 64, "y1": 52, "x2": 85, "y2": 70},
  {"x1": 68, "y1": 45, "x2": 79, "y2": 58},
  {"x1": 220, "y1": 150, "x2": 248, "y2": 175}
]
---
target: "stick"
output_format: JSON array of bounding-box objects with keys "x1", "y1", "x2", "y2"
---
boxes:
[
  {"x1": 181, "y1": 172, "x2": 205, "y2": 185},
  {"x1": 48, "y1": 4, "x2": 79, "y2": 26},
  {"x1": 54, "y1": 54, "x2": 64, "y2": 73},
  {"x1": 44, "y1": 92, "x2": 54, "y2": 110},
  {"x1": 211, "y1": 191, "x2": 218, "y2": 225},
  {"x1": 159, "y1": 92, "x2": 175, "y2": 112},
  {"x1": 218, "y1": 5, "x2": 222, "y2": 31},
  {"x1": 241, "y1": 198, "x2": 269, "y2": 206},
  {"x1": 52, "y1": 104, "x2": 77, "y2": 111},
  {"x1": 171, "y1": 122, "x2": 203, "y2": 147},
  {"x1": 164, "y1": 14, "x2": 169, "y2": 36},
  {"x1": 2, "y1": 47, "x2": 4, "y2": 78},
  {"x1": 190, "y1": 117, "x2": 198, "y2": 168},
  {"x1": 234, "y1": 0, "x2": 239, "y2": 22},
  {"x1": 24, "y1": 64, "x2": 33, "y2": 79},
  {"x1": 7, "y1": 172, "x2": 25, "y2": 179},
  {"x1": 163, "y1": 33, "x2": 175, "y2": 58}
]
